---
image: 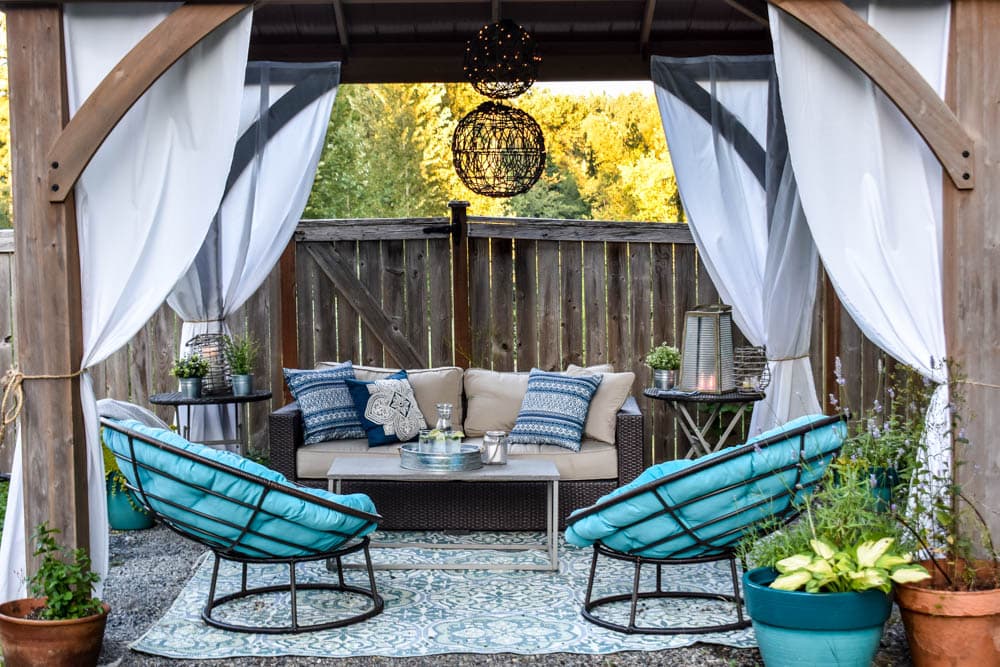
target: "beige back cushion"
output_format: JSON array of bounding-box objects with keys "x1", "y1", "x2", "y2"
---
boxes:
[
  {"x1": 566, "y1": 364, "x2": 636, "y2": 445},
  {"x1": 315, "y1": 363, "x2": 464, "y2": 429},
  {"x1": 463, "y1": 368, "x2": 529, "y2": 437}
]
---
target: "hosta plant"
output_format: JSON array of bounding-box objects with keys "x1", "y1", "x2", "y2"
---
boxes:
[{"x1": 771, "y1": 537, "x2": 930, "y2": 594}]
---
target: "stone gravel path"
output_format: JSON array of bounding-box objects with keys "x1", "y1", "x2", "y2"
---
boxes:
[{"x1": 97, "y1": 525, "x2": 913, "y2": 666}]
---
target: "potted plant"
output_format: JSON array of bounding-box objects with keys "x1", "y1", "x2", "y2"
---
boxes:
[
  {"x1": 891, "y1": 368, "x2": 1000, "y2": 665},
  {"x1": 0, "y1": 523, "x2": 110, "y2": 667},
  {"x1": 223, "y1": 334, "x2": 258, "y2": 396},
  {"x1": 645, "y1": 342, "x2": 680, "y2": 390},
  {"x1": 740, "y1": 460, "x2": 930, "y2": 667},
  {"x1": 103, "y1": 439, "x2": 153, "y2": 530},
  {"x1": 171, "y1": 352, "x2": 209, "y2": 398}
]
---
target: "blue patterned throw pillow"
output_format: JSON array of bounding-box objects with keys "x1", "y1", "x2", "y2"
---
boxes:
[
  {"x1": 346, "y1": 370, "x2": 427, "y2": 447},
  {"x1": 284, "y1": 362, "x2": 365, "y2": 444},
  {"x1": 509, "y1": 369, "x2": 603, "y2": 451}
]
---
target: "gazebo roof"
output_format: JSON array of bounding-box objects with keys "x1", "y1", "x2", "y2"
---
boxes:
[{"x1": 247, "y1": 0, "x2": 772, "y2": 82}]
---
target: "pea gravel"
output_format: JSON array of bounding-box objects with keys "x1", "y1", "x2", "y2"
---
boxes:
[{"x1": 97, "y1": 525, "x2": 914, "y2": 666}]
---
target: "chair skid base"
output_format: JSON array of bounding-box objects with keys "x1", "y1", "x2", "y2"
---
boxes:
[
  {"x1": 581, "y1": 544, "x2": 748, "y2": 635},
  {"x1": 202, "y1": 537, "x2": 384, "y2": 634}
]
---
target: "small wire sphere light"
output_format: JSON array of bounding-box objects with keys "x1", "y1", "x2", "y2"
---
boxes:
[
  {"x1": 452, "y1": 101, "x2": 546, "y2": 198},
  {"x1": 464, "y1": 19, "x2": 541, "y2": 99}
]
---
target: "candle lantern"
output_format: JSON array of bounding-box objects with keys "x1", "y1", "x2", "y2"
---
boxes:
[
  {"x1": 677, "y1": 304, "x2": 735, "y2": 394},
  {"x1": 187, "y1": 333, "x2": 231, "y2": 396}
]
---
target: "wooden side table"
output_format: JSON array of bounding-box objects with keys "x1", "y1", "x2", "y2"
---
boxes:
[
  {"x1": 644, "y1": 388, "x2": 765, "y2": 459},
  {"x1": 149, "y1": 390, "x2": 272, "y2": 455}
]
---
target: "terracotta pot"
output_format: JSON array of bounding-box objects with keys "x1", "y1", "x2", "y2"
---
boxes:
[
  {"x1": 0, "y1": 597, "x2": 109, "y2": 667},
  {"x1": 895, "y1": 559, "x2": 1000, "y2": 666}
]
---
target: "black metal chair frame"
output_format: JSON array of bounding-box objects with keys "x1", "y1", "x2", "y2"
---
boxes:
[
  {"x1": 101, "y1": 418, "x2": 385, "y2": 634},
  {"x1": 569, "y1": 413, "x2": 845, "y2": 635}
]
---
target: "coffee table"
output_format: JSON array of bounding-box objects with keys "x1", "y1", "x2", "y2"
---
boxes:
[{"x1": 327, "y1": 457, "x2": 560, "y2": 571}]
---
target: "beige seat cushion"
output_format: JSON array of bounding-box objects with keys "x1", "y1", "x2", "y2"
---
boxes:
[
  {"x1": 463, "y1": 369, "x2": 529, "y2": 436},
  {"x1": 316, "y1": 363, "x2": 464, "y2": 429},
  {"x1": 297, "y1": 437, "x2": 617, "y2": 481},
  {"x1": 566, "y1": 364, "x2": 636, "y2": 445}
]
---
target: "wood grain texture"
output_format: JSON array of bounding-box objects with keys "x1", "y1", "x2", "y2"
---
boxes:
[
  {"x1": 468, "y1": 236, "x2": 491, "y2": 368},
  {"x1": 514, "y1": 238, "x2": 538, "y2": 371},
  {"x1": 467, "y1": 218, "x2": 695, "y2": 243},
  {"x1": 427, "y1": 237, "x2": 452, "y2": 367},
  {"x1": 380, "y1": 240, "x2": 409, "y2": 367},
  {"x1": 583, "y1": 242, "x2": 607, "y2": 366},
  {"x1": 943, "y1": 0, "x2": 1000, "y2": 541},
  {"x1": 278, "y1": 241, "x2": 297, "y2": 403},
  {"x1": 490, "y1": 238, "x2": 514, "y2": 371},
  {"x1": 297, "y1": 217, "x2": 452, "y2": 241},
  {"x1": 404, "y1": 239, "x2": 429, "y2": 368},
  {"x1": 334, "y1": 240, "x2": 360, "y2": 365},
  {"x1": 45, "y1": 4, "x2": 251, "y2": 201},
  {"x1": 8, "y1": 6, "x2": 89, "y2": 553},
  {"x1": 357, "y1": 239, "x2": 383, "y2": 366},
  {"x1": 560, "y1": 241, "x2": 584, "y2": 368},
  {"x1": 294, "y1": 243, "x2": 317, "y2": 367},
  {"x1": 768, "y1": 0, "x2": 975, "y2": 190},
  {"x1": 536, "y1": 240, "x2": 561, "y2": 372}
]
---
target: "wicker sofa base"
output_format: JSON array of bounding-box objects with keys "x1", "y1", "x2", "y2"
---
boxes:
[{"x1": 295, "y1": 478, "x2": 619, "y2": 531}]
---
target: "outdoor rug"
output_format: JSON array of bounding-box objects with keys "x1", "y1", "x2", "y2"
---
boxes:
[{"x1": 131, "y1": 531, "x2": 757, "y2": 659}]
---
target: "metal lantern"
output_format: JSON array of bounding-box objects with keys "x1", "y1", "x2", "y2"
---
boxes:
[
  {"x1": 677, "y1": 304, "x2": 735, "y2": 394},
  {"x1": 734, "y1": 345, "x2": 771, "y2": 392},
  {"x1": 463, "y1": 19, "x2": 541, "y2": 100},
  {"x1": 452, "y1": 101, "x2": 546, "y2": 197},
  {"x1": 186, "y1": 333, "x2": 231, "y2": 396}
]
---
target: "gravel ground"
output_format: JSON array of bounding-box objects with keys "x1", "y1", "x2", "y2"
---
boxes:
[{"x1": 98, "y1": 525, "x2": 914, "y2": 667}]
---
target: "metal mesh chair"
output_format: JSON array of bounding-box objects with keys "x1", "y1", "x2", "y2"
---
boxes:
[
  {"x1": 566, "y1": 413, "x2": 846, "y2": 635},
  {"x1": 101, "y1": 417, "x2": 384, "y2": 634}
]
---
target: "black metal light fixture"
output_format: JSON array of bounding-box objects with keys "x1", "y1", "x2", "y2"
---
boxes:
[
  {"x1": 463, "y1": 18, "x2": 541, "y2": 100},
  {"x1": 452, "y1": 101, "x2": 546, "y2": 198}
]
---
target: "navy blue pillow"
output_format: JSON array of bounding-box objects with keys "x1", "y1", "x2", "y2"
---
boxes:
[
  {"x1": 509, "y1": 369, "x2": 603, "y2": 451},
  {"x1": 346, "y1": 370, "x2": 427, "y2": 447},
  {"x1": 284, "y1": 362, "x2": 365, "y2": 444}
]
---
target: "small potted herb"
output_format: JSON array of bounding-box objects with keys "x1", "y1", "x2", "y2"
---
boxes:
[
  {"x1": 171, "y1": 353, "x2": 209, "y2": 398},
  {"x1": 645, "y1": 342, "x2": 681, "y2": 390},
  {"x1": 0, "y1": 523, "x2": 110, "y2": 667},
  {"x1": 223, "y1": 334, "x2": 259, "y2": 396}
]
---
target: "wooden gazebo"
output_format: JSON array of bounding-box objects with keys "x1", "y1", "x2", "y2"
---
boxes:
[{"x1": 3, "y1": 0, "x2": 997, "y2": 566}]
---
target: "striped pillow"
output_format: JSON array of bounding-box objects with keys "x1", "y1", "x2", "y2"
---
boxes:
[
  {"x1": 509, "y1": 369, "x2": 603, "y2": 452},
  {"x1": 284, "y1": 362, "x2": 365, "y2": 444}
]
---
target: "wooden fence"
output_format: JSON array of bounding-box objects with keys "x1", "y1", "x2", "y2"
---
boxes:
[{"x1": 0, "y1": 209, "x2": 891, "y2": 473}]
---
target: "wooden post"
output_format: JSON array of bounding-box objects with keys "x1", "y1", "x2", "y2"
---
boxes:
[
  {"x1": 449, "y1": 201, "x2": 471, "y2": 368},
  {"x1": 278, "y1": 239, "x2": 298, "y2": 403},
  {"x1": 7, "y1": 7, "x2": 89, "y2": 559},
  {"x1": 943, "y1": 0, "x2": 1000, "y2": 540}
]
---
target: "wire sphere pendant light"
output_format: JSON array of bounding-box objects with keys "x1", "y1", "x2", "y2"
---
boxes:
[
  {"x1": 464, "y1": 18, "x2": 541, "y2": 99},
  {"x1": 452, "y1": 101, "x2": 546, "y2": 198}
]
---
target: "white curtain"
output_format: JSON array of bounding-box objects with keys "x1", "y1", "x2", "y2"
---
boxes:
[
  {"x1": 0, "y1": 3, "x2": 251, "y2": 600},
  {"x1": 167, "y1": 61, "x2": 340, "y2": 443},
  {"x1": 652, "y1": 55, "x2": 821, "y2": 435},
  {"x1": 770, "y1": 2, "x2": 950, "y2": 474}
]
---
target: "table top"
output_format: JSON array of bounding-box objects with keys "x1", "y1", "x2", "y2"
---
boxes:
[
  {"x1": 643, "y1": 387, "x2": 765, "y2": 404},
  {"x1": 328, "y1": 456, "x2": 560, "y2": 482},
  {"x1": 149, "y1": 390, "x2": 272, "y2": 406}
]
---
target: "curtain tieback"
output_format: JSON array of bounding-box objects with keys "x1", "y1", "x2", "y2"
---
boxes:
[
  {"x1": 184, "y1": 318, "x2": 225, "y2": 324},
  {"x1": 768, "y1": 354, "x2": 809, "y2": 362},
  {"x1": 0, "y1": 367, "x2": 86, "y2": 448},
  {"x1": 958, "y1": 378, "x2": 1000, "y2": 391}
]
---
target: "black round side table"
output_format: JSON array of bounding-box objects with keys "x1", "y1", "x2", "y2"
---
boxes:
[
  {"x1": 149, "y1": 390, "x2": 272, "y2": 455},
  {"x1": 643, "y1": 387, "x2": 765, "y2": 459}
]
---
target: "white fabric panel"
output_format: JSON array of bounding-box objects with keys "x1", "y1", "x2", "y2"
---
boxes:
[
  {"x1": 168, "y1": 62, "x2": 339, "y2": 442},
  {"x1": 652, "y1": 56, "x2": 821, "y2": 435},
  {"x1": 769, "y1": 1, "x2": 950, "y2": 509},
  {"x1": 0, "y1": 4, "x2": 251, "y2": 602}
]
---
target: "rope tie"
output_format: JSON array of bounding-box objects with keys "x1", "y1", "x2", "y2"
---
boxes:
[
  {"x1": 0, "y1": 367, "x2": 85, "y2": 445},
  {"x1": 958, "y1": 379, "x2": 1000, "y2": 391},
  {"x1": 767, "y1": 354, "x2": 809, "y2": 362}
]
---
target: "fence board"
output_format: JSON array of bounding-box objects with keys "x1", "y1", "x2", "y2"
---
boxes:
[
  {"x1": 605, "y1": 242, "x2": 629, "y2": 376},
  {"x1": 651, "y1": 242, "x2": 676, "y2": 461},
  {"x1": 313, "y1": 241, "x2": 339, "y2": 366},
  {"x1": 629, "y1": 243, "x2": 653, "y2": 467},
  {"x1": 583, "y1": 243, "x2": 607, "y2": 367},
  {"x1": 490, "y1": 238, "x2": 515, "y2": 371},
  {"x1": 334, "y1": 241, "x2": 360, "y2": 365},
  {"x1": 295, "y1": 244, "x2": 317, "y2": 368},
  {"x1": 427, "y1": 238, "x2": 452, "y2": 367},
  {"x1": 358, "y1": 240, "x2": 384, "y2": 367},
  {"x1": 405, "y1": 239, "x2": 429, "y2": 367},
  {"x1": 536, "y1": 241, "x2": 561, "y2": 372},
  {"x1": 468, "y1": 236, "x2": 491, "y2": 368},
  {"x1": 514, "y1": 239, "x2": 538, "y2": 371},
  {"x1": 381, "y1": 240, "x2": 407, "y2": 368},
  {"x1": 560, "y1": 241, "x2": 584, "y2": 369}
]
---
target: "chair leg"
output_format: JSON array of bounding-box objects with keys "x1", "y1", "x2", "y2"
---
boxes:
[
  {"x1": 363, "y1": 542, "x2": 378, "y2": 600},
  {"x1": 336, "y1": 556, "x2": 345, "y2": 588},
  {"x1": 241, "y1": 562, "x2": 248, "y2": 593},
  {"x1": 628, "y1": 558, "x2": 642, "y2": 632},
  {"x1": 584, "y1": 546, "x2": 600, "y2": 607},
  {"x1": 207, "y1": 554, "x2": 221, "y2": 608},
  {"x1": 729, "y1": 555, "x2": 745, "y2": 625},
  {"x1": 289, "y1": 561, "x2": 299, "y2": 631}
]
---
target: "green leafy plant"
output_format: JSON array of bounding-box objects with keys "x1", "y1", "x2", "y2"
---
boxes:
[
  {"x1": 170, "y1": 353, "x2": 209, "y2": 379},
  {"x1": 645, "y1": 342, "x2": 680, "y2": 370},
  {"x1": 102, "y1": 438, "x2": 146, "y2": 513},
  {"x1": 27, "y1": 523, "x2": 104, "y2": 620},
  {"x1": 222, "y1": 334, "x2": 259, "y2": 376},
  {"x1": 771, "y1": 537, "x2": 929, "y2": 593}
]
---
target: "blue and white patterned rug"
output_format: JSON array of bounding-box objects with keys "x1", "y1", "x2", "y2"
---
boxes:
[{"x1": 131, "y1": 532, "x2": 757, "y2": 659}]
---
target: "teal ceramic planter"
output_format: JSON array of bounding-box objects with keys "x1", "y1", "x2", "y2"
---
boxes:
[
  {"x1": 106, "y1": 478, "x2": 154, "y2": 531},
  {"x1": 744, "y1": 567, "x2": 891, "y2": 667}
]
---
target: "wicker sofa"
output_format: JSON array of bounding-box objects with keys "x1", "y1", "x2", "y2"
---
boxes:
[{"x1": 268, "y1": 365, "x2": 644, "y2": 530}]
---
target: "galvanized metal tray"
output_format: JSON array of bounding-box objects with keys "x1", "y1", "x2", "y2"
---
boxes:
[{"x1": 399, "y1": 442, "x2": 483, "y2": 472}]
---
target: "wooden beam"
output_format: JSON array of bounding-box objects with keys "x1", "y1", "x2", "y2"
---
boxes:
[
  {"x1": 45, "y1": 3, "x2": 251, "y2": 202},
  {"x1": 491, "y1": 0, "x2": 500, "y2": 22},
  {"x1": 639, "y1": 0, "x2": 657, "y2": 52},
  {"x1": 305, "y1": 244, "x2": 426, "y2": 369},
  {"x1": 296, "y1": 217, "x2": 452, "y2": 242},
  {"x1": 7, "y1": 7, "x2": 88, "y2": 559},
  {"x1": 449, "y1": 201, "x2": 472, "y2": 369},
  {"x1": 278, "y1": 240, "x2": 298, "y2": 404},
  {"x1": 943, "y1": 0, "x2": 1000, "y2": 547},
  {"x1": 767, "y1": 0, "x2": 975, "y2": 190},
  {"x1": 467, "y1": 218, "x2": 695, "y2": 244},
  {"x1": 723, "y1": 0, "x2": 769, "y2": 28}
]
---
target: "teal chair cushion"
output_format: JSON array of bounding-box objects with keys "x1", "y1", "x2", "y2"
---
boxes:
[
  {"x1": 565, "y1": 414, "x2": 846, "y2": 558},
  {"x1": 103, "y1": 419, "x2": 377, "y2": 558}
]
